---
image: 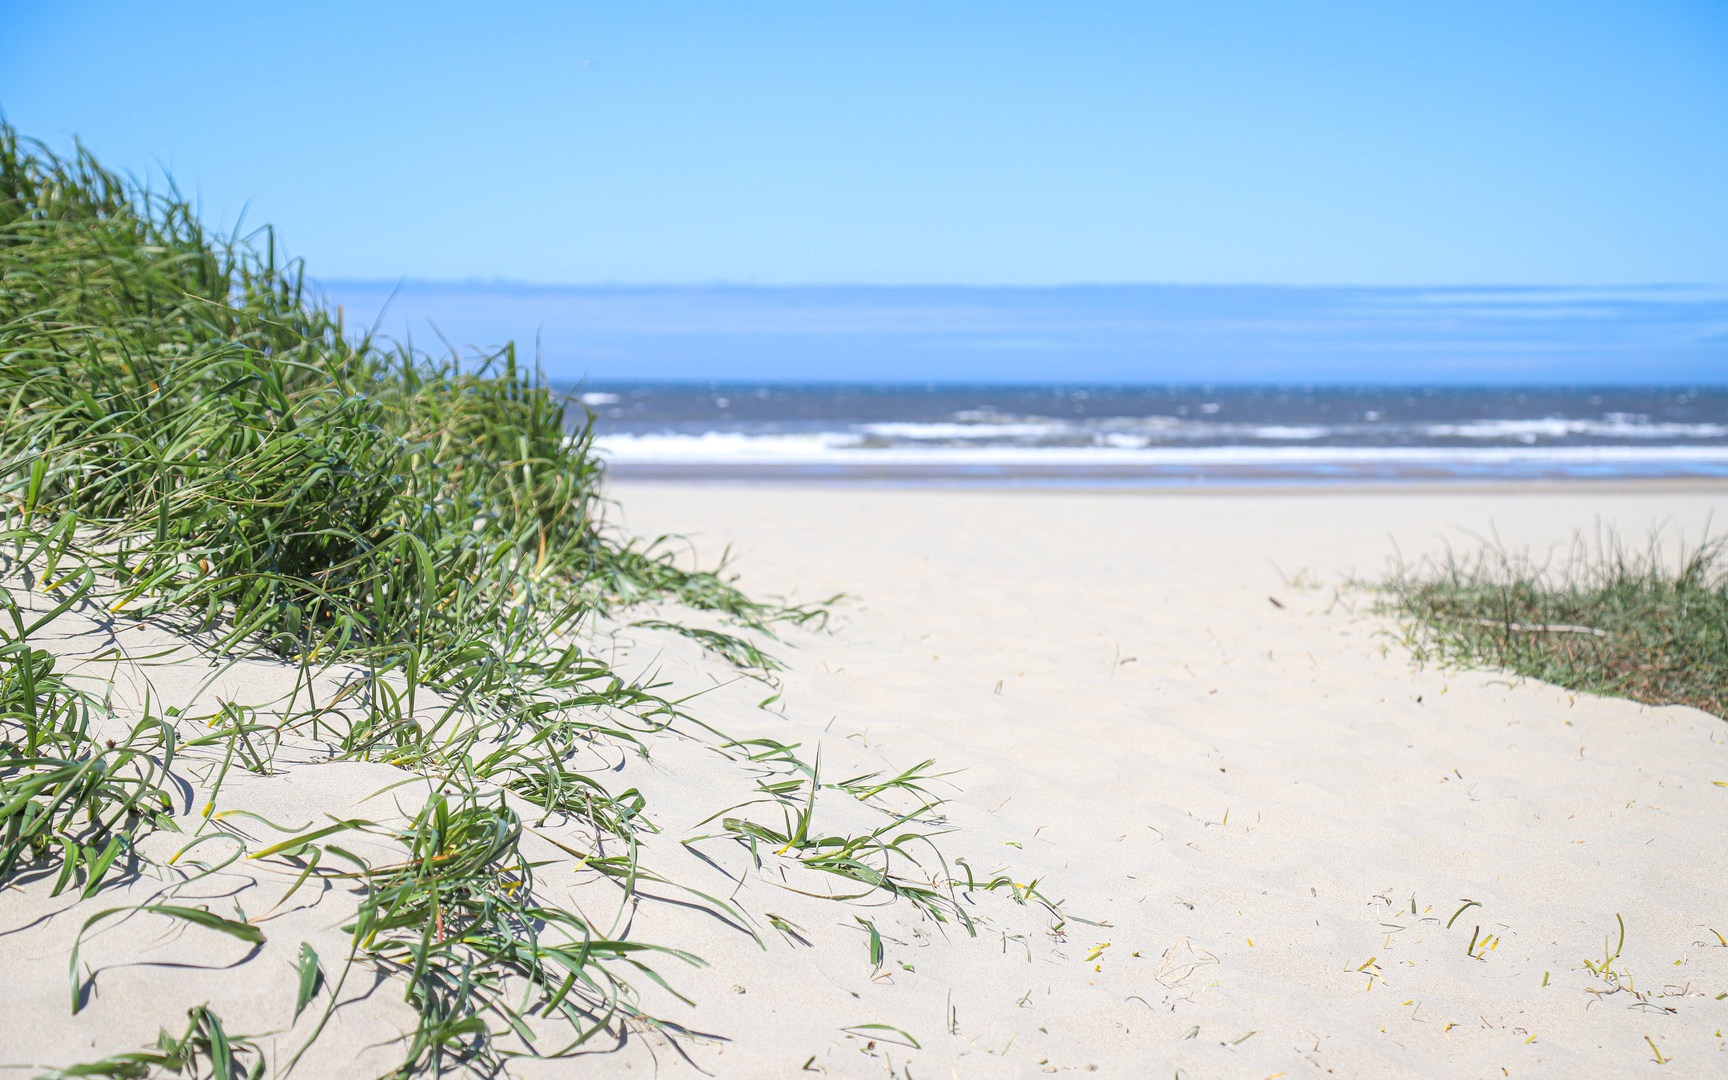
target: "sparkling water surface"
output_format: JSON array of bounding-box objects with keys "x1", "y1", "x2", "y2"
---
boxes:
[{"x1": 566, "y1": 384, "x2": 1728, "y2": 485}]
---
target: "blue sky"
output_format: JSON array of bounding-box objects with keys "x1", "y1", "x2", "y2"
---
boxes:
[{"x1": 5, "y1": 1, "x2": 1727, "y2": 287}]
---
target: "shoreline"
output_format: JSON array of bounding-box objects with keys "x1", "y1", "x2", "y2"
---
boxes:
[{"x1": 603, "y1": 465, "x2": 1728, "y2": 495}]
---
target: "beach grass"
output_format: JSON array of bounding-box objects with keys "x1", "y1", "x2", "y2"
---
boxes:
[
  {"x1": 0, "y1": 122, "x2": 1004, "y2": 1076},
  {"x1": 0, "y1": 566, "x2": 178, "y2": 900},
  {"x1": 1381, "y1": 529, "x2": 1728, "y2": 719}
]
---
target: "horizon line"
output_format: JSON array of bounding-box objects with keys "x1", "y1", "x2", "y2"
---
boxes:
[
  {"x1": 316, "y1": 277, "x2": 1728, "y2": 293},
  {"x1": 559, "y1": 376, "x2": 1728, "y2": 388}
]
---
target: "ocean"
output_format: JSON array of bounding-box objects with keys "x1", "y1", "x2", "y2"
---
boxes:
[
  {"x1": 317, "y1": 280, "x2": 1728, "y2": 485},
  {"x1": 571, "y1": 384, "x2": 1728, "y2": 486}
]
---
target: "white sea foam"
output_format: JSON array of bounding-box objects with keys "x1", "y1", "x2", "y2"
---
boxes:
[
  {"x1": 1239, "y1": 425, "x2": 1330, "y2": 440},
  {"x1": 857, "y1": 421, "x2": 1072, "y2": 440},
  {"x1": 856, "y1": 417, "x2": 1722, "y2": 444},
  {"x1": 600, "y1": 432, "x2": 856, "y2": 459},
  {"x1": 579, "y1": 391, "x2": 621, "y2": 406},
  {"x1": 1421, "y1": 418, "x2": 1728, "y2": 440}
]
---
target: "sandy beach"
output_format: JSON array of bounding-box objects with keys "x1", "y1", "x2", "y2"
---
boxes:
[
  {"x1": 5, "y1": 482, "x2": 1727, "y2": 1077},
  {"x1": 13, "y1": 4, "x2": 1727, "y2": 1074}
]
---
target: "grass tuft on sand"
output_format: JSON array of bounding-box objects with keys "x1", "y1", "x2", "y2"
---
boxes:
[
  {"x1": 1382, "y1": 529, "x2": 1728, "y2": 718},
  {"x1": 0, "y1": 122, "x2": 1010, "y2": 1077}
]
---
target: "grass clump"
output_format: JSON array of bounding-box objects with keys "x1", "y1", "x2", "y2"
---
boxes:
[
  {"x1": 0, "y1": 121, "x2": 760, "y2": 667},
  {"x1": 1382, "y1": 529, "x2": 1728, "y2": 718},
  {"x1": 0, "y1": 121, "x2": 1028, "y2": 1077},
  {"x1": 260, "y1": 790, "x2": 702, "y2": 1077},
  {"x1": 0, "y1": 118, "x2": 732, "y2": 1071},
  {"x1": 0, "y1": 567, "x2": 177, "y2": 898},
  {"x1": 37, "y1": 1005, "x2": 265, "y2": 1080}
]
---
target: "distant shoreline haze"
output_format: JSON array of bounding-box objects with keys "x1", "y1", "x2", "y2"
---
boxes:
[{"x1": 320, "y1": 281, "x2": 1728, "y2": 386}]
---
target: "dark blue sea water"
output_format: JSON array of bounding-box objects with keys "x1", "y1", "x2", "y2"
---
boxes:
[{"x1": 569, "y1": 383, "x2": 1728, "y2": 485}]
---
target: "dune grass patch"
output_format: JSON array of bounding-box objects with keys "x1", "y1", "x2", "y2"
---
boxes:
[
  {"x1": 0, "y1": 123, "x2": 1035, "y2": 1076},
  {"x1": 0, "y1": 566, "x2": 178, "y2": 899},
  {"x1": 1381, "y1": 529, "x2": 1728, "y2": 718}
]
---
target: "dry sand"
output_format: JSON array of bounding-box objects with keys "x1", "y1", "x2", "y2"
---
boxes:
[{"x1": 4, "y1": 483, "x2": 1726, "y2": 1078}]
